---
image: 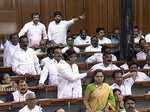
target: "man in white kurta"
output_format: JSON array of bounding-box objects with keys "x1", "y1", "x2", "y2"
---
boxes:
[
  {"x1": 52, "y1": 47, "x2": 87, "y2": 98},
  {"x1": 11, "y1": 80, "x2": 34, "y2": 102},
  {"x1": 19, "y1": 12, "x2": 47, "y2": 48},
  {"x1": 123, "y1": 64, "x2": 150, "y2": 82},
  {"x1": 74, "y1": 29, "x2": 91, "y2": 46},
  {"x1": 48, "y1": 11, "x2": 85, "y2": 45},
  {"x1": 61, "y1": 35, "x2": 80, "y2": 54},
  {"x1": 12, "y1": 35, "x2": 41, "y2": 75},
  {"x1": 96, "y1": 27, "x2": 111, "y2": 45},
  {"x1": 39, "y1": 57, "x2": 59, "y2": 85},
  {"x1": 86, "y1": 53, "x2": 117, "y2": 63},
  {"x1": 84, "y1": 37, "x2": 102, "y2": 52},
  {"x1": 57, "y1": 60, "x2": 87, "y2": 98},
  {"x1": 90, "y1": 53, "x2": 120, "y2": 71},
  {"x1": 111, "y1": 71, "x2": 135, "y2": 96},
  {"x1": 19, "y1": 92, "x2": 43, "y2": 112},
  {"x1": 3, "y1": 33, "x2": 19, "y2": 67}
]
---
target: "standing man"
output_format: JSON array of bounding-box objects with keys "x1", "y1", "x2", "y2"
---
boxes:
[
  {"x1": 19, "y1": 12, "x2": 47, "y2": 48},
  {"x1": 48, "y1": 11, "x2": 85, "y2": 45}
]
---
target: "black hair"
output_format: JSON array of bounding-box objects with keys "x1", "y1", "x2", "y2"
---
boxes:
[
  {"x1": 113, "y1": 88, "x2": 121, "y2": 94},
  {"x1": 31, "y1": 12, "x2": 40, "y2": 18},
  {"x1": 80, "y1": 29, "x2": 87, "y2": 34},
  {"x1": 91, "y1": 36, "x2": 98, "y2": 41},
  {"x1": 9, "y1": 33, "x2": 18, "y2": 40},
  {"x1": 19, "y1": 35, "x2": 28, "y2": 43},
  {"x1": 128, "y1": 62, "x2": 137, "y2": 69},
  {"x1": 112, "y1": 70, "x2": 123, "y2": 79},
  {"x1": 123, "y1": 95, "x2": 136, "y2": 104},
  {"x1": 91, "y1": 69, "x2": 105, "y2": 83},
  {"x1": 96, "y1": 27, "x2": 105, "y2": 33},
  {"x1": 53, "y1": 11, "x2": 63, "y2": 17},
  {"x1": 63, "y1": 48, "x2": 76, "y2": 61},
  {"x1": 66, "y1": 35, "x2": 74, "y2": 41},
  {"x1": 47, "y1": 47, "x2": 54, "y2": 59},
  {"x1": 139, "y1": 38, "x2": 146, "y2": 44}
]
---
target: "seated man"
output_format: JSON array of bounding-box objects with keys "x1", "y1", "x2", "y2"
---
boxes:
[
  {"x1": 7, "y1": 80, "x2": 34, "y2": 102},
  {"x1": 96, "y1": 27, "x2": 111, "y2": 45},
  {"x1": 3, "y1": 33, "x2": 19, "y2": 67},
  {"x1": 86, "y1": 46, "x2": 117, "y2": 63},
  {"x1": 19, "y1": 92, "x2": 44, "y2": 112},
  {"x1": 54, "y1": 108, "x2": 65, "y2": 112},
  {"x1": 143, "y1": 53, "x2": 150, "y2": 69},
  {"x1": 74, "y1": 29, "x2": 91, "y2": 46},
  {"x1": 110, "y1": 28, "x2": 120, "y2": 44},
  {"x1": 61, "y1": 35, "x2": 80, "y2": 54},
  {"x1": 84, "y1": 36, "x2": 102, "y2": 52},
  {"x1": 133, "y1": 26, "x2": 144, "y2": 44},
  {"x1": 0, "y1": 73, "x2": 17, "y2": 91},
  {"x1": 122, "y1": 96, "x2": 139, "y2": 112},
  {"x1": 136, "y1": 44, "x2": 149, "y2": 60},
  {"x1": 111, "y1": 70, "x2": 135, "y2": 96},
  {"x1": 90, "y1": 52, "x2": 120, "y2": 71},
  {"x1": 124, "y1": 63, "x2": 150, "y2": 81},
  {"x1": 12, "y1": 35, "x2": 41, "y2": 75}
]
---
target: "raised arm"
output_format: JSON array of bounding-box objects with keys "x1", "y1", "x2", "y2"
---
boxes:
[{"x1": 72, "y1": 14, "x2": 85, "y2": 23}]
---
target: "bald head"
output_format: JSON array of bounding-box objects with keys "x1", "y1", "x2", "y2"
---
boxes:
[
  {"x1": 26, "y1": 92, "x2": 36, "y2": 100},
  {"x1": 55, "y1": 108, "x2": 65, "y2": 112}
]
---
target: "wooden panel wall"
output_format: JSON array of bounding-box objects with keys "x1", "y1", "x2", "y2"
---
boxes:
[
  {"x1": 0, "y1": 0, "x2": 150, "y2": 38},
  {"x1": 133, "y1": 0, "x2": 150, "y2": 33}
]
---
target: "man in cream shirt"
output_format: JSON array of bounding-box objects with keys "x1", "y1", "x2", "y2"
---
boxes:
[
  {"x1": 12, "y1": 35, "x2": 41, "y2": 75},
  {"x1": 19, "y1": 12, "x2": 47, "y2": 48},
  {"x1": 48, "y1": 11, "x2": 85, "y2": 45},
  {"x1": 7, "y1": 80, "x2": 34, "y2": 102},
  {"x1": 90, "y1": 53, "x2": 120, "y2": 71},
  {"x1": 19, "y1": 92, "x2": 44, "y2": 112}
]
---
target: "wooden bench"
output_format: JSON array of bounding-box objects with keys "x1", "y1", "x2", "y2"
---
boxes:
[
  {"x1": 0, "y1": 95, "x2": 149, "y2": 112},
  {"x1": 0, "y1": 98, "x2": 83, "y2": 112}
]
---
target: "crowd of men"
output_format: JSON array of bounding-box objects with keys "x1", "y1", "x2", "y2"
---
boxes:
[{"x1": 0, "y1": 11, "x2": 150, "y2": 112}]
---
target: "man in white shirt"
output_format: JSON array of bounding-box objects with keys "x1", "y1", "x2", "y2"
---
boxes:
[
  {"x1": 19, "y1": 12, "x2": 47, "y2": 48},
  {"x1": 39, "y1": 47, "x2": 59, "y2": 85},
  {"x1": 133, "y1": 26, "x2": 144, "y2": 44},
  {"x1": 122, "y1": 96, "x2": 139, "y2": 112},
  {"x1": 124, "y1": 63, "x2": 150, "y2": 81},
  {"x1": 74, "y1": 29, "x2": 91, "y2": 46},
  {"x1": 48, "y1": 11, "x2": 85, "y2": 45},
  {"x1": 7, "y1": 80, "x2": 34, "y2": 102},
  {"x1": 111, "y1": 70, "x2": 135, "y2": 96},
  {"x1": 51, "y1": 47, "x2": 87, "y2": 98},
  {"x1": 19, "y1": 92, "x2": 44, "y2": 112},
  {"x1": 86, "y1": 46, "x2": 117, "y2": 63},
  {"x1": 143, "y1": 53, "x2": 150, "y2": 69},
  {"x1": 90, "y1": 52, "x2": 120, "y2": 71},
  {"x1": 96, "y1": 27, "x2": 111, "y2": 45},
  {"x1": 145, "y1": 33, "x2": 150, "y2": 42},
  {"x1": 61, "y1": 35, "x2": 80, "y2": 54},
  {"x1": 85, "y1": 37, "x2": 102, "y2": 52},
  {"x1": 12, "y1": 35, "x2": 41, "y2": 75},
  {"x1": 136, "y1": 44, "x2": 149, "y2": 60},
  {"x1": 3, "y1": 33, "x2": 19, "y2": 67}
]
